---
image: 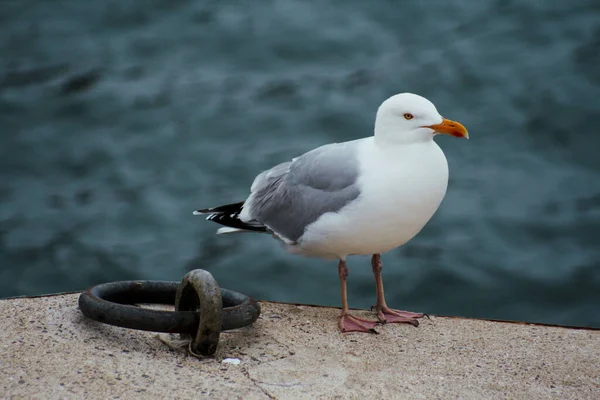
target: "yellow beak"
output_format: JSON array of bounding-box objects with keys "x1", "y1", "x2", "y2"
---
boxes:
[{"x1": 425, "y1": 118, "x2": 469, "y2": 139}]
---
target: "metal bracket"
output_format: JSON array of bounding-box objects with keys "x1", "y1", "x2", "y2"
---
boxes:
[{"x1": 175, "y1": 269, "x2": 222, "y2": 355}]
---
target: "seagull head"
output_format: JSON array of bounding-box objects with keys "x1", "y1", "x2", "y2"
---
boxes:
[{"x1": 374, "y1": 93, "x2": 468, "y2": 145}]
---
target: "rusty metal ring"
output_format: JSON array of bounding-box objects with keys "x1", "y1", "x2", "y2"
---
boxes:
[{"x1": 78, "y1": 275, "x2": 261, "y2": 339}]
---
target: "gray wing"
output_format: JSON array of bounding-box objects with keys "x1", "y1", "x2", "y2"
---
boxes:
[{"x1": 243, "y1": 141, "x2": 361, "y2": 243}]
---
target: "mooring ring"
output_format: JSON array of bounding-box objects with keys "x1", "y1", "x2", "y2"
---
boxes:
[{"x1": 78, "y1": 279, "x2": 261, "y2": 335}]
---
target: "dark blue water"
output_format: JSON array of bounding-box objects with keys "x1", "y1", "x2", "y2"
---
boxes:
[{"x1": 1, "y1": 1, "x2": 599, "y2": 327}]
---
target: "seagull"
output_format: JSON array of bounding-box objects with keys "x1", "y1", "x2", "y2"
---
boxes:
[{"x1": 195, "y1": 93, "x2": 468, "y2": 333}]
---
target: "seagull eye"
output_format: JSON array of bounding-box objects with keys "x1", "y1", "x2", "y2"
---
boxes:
[{"x1": 403, "y1": 113, "x2": 413, "y2": 120}]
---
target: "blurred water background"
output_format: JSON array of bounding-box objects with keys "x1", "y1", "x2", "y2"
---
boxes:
[{"x1": 1, "y1": 0, "x2": 599, "y2": 328}]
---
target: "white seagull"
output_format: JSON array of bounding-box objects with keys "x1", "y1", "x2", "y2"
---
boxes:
[{"x1": 195, "y1": 93, "x2": 468, "y2": 333}]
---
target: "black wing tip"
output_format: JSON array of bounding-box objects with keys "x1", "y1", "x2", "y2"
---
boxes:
[
  {"x1": 206, "y1": 213, "x2": 268, "y2": 233},
  {"x1": 193, "y1": 201, "x2": 267, "y2": 233},
  {"x1": 193, "y1": 201, "x2": 245, "y2": 216}
]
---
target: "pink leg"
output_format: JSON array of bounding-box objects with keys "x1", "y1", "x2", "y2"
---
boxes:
[
  {"x1": 372, "y1": 254, "x2": 423, "y2": 327},
  {"x1": 338, "y1": 260, "x2": 379, "y2": 334}
]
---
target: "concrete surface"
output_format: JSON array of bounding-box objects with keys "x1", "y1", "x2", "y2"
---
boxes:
[{"x1": 1, "y1": 293, "x2": 599, "y2": 399}]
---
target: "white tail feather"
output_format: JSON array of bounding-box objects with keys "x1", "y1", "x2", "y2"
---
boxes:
[{"x1": 216, "y1": 227, "x2": 244, "y2": 234}]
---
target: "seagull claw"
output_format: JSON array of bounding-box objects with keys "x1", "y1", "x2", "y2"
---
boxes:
[
  {"x1": 339, "y1": 313, "x2": 380, "y2": 334},
  {"x1": 376, "y1": 307, "x2": 424, "y2": 327}
]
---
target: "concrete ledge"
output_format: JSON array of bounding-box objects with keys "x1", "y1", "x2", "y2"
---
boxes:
[{"x1": 1, "y1": 294, "x2": 598, "y2": 399}]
